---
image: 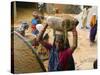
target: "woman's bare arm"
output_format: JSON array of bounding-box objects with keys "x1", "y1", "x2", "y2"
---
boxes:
[
  {"x1": 38, "y1": 24, "x2": 52, "y2": 50},
  {"x1": 71, "y1": 27, "x2": 78, "y2": 53},
  {"x1": 38, "y1": 24, "x2": 48, "y2": 41}
]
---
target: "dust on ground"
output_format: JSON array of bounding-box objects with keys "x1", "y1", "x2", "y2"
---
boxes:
[{"x1": 13, "y1": 13, "x2": 97, "y2": 70}]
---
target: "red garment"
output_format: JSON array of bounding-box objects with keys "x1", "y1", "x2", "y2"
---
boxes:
[
  {"x1": 59, "y1": 48, "x2": 73, "y2": 70},
  {"x1": 42, "y1": 43, "x2": 74, "y2": 70},
  {"x1": 31, "y1": 25, "x2": 36, "y2": 31}
]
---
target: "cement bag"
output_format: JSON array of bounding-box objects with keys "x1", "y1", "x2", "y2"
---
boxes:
[
  {"x1": 46, "y1": 16, "x2": 63, "y2": 30},
  {"x1": 46, "y1": 16, "x2": 78, "y2": 31}
]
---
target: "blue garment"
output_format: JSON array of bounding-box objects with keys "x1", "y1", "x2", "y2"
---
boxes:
[
  {"x1": 32, "y1": 29, "x2": 39, "y2": 35},
  {"x1": 31, "y1": 18, "x2": 39, "y2": 35},
  {"x1": 31, "y1": 18, "x2": 38, "y2": 25},
  {"x1": 48, "y1": 47, "x2": 61, "y2": 71}
]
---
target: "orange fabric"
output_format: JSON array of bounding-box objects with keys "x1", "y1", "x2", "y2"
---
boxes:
[{"x1": 90, "y1": 15, "x2": 96, "y2": 28}]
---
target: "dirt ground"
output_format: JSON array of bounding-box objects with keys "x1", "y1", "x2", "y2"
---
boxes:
[
  {"x1": 72, "y1": 27, "x2": 97, "y2": 70},
  {"x1": 13, "y1": 13, "x2": 97, "y2": 71}
]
